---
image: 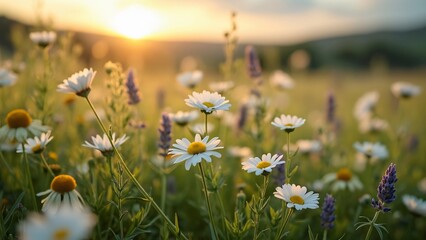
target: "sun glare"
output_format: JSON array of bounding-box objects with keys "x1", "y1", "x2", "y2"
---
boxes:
[{"x1": 111, "y1": 5, "x2": 162, "y2": 40}]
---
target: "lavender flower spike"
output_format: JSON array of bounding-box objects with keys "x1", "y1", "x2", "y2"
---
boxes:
[
  {"x1": 321, "y1": 194, "x2": 336, "y2": 230},
  {"x1": 158, "y1": 113, "x2": 172, "y2": 157},
  {"x1": 326, "y1": 92, "x2": 336, "y2": 124},
  {"x1": 126, "y1": 69, "x2": 141, "y2": 105},
  {"x1": 245, "y1": 45, "x2": 262, "y2": 79},
  {"x1": 372, "y1": 163, "x2": 397, "y2": 212}
]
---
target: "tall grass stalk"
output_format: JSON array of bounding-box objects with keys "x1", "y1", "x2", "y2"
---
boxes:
[
  {"x1": 84, "y1": 96, "x2": 188, "y2": 239},
  {"x1": 275, "y1": 207, "x2": 294, "y2": 240},
  {"x1": 40, "y1": 153, "x2": 55, "y2": 177},
  {"x1": 365, "y1": 211, "x2": 380, "y2": 240},
  {"x1": 22, "y1": 143, "x2": 38, "y2": 210},
  {"x1": 253, "y1": 175, "x2": 270, "y2": 240},
  {"x1": 198, "y1": 163, "x2": 219, "y2": 240}
]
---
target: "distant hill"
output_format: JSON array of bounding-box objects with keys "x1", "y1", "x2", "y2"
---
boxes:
[{"x1": 1, "y1": 15, "x2": 426, "y2": 70}]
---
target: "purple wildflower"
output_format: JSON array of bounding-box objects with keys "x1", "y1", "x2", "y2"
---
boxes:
[
  {"x1": 273, "y1": 162, "x2": 285, "y2": 185},
  {"x1": 321, "y1": 194, "x2": 336, "y2": 230},
  {"x1": 237, "y1": 104, "x2": 248, "y2": 130},
  {"x1": 158, "y1": 113, "x2": 172, "y2": 157},
  {"x1": 372, "y1": 163, "x2": 397, "y2": 212},
  {"x1": 245, "y1": 45, "x2": 262, "y2": 79},
  {"x1": 126, "y1": 69, "x2": 141, "y2": 105},
  {"x1": 326, "y1": 92, "x2": 336, "y2": 124}
]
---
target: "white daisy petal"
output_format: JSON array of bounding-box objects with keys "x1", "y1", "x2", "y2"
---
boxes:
[
  {"x1": 273, "y1": 183, "x2": 320, "y2": 210},
  {"x1": 169, "y1": 134, "x2": 223, "y2": 170}
]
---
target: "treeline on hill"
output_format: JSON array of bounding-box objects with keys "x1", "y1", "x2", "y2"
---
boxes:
[{"x1": 1, "y1": 16, "x2": 426, "y2": 71}]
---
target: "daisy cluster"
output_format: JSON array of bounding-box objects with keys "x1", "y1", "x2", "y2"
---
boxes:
[{"x1": 0, "y1": 21, "x2": 424, "y2": 240}]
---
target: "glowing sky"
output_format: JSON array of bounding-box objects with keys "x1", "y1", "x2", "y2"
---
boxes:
[{"x1": 1, "y1": 0, "x2": 426, "y2": 43}]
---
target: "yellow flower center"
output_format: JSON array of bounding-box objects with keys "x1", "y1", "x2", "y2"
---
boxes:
[
  {"x1": 284, "y1": 123, "x2": 294, "y2": 127},
  {"x1": 336, "y1": 168, "x2": 352, "y2": 181},
  {"x1": 290, "y1": 195, "x2": 305, "y2": 205},
  {"x1": 187, "y1": 141, "x2": 206, "y2": 154},
  {"x1": 256, "y1": 161, "x2": 271, "y2": 169},
  {"x1": 6, "y1": 109, "x2": 32, "y2": 129},
  {"x1": 52, "y1": 228, "x2": 70, "y2": 240},
  {"x1": 50, "y1": 175, "x2": 77, "y2": 194},
  {"x1": 48, "y1": 151, "x2": 59, "y2": 161},
  {"x1": 203, "y1": 102, "x2": 215, "y2": 108},
  {"x1": 31, "y1": 144, "x2": 43, "y2": 154}
]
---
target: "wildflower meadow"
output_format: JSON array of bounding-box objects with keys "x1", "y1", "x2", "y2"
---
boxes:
[{"x1": 1, "y1": 7, "x2": 426, "y2": 240}]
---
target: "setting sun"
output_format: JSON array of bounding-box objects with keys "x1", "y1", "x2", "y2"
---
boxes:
[{"x1": 111, "y1": 5, "x2": 162, "y2": 40}]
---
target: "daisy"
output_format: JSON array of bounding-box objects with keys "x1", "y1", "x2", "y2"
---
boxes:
[
  {"x1": 18, "y1": 208, "x2": 96, "y2": 240},
  {"x1": 57, "y1": 68, "x2": 96, "y2": 97},
  {"x1": 296, "y1": 139, "x2": 322, "y2": 154},
  {"x1": 273, "y1": 184, "x2": 320, "y2": 210},
  {"x1": 270, "y1": 70, "x2": 295, "y2": 90},
  {"x1": 353, "y1": 141, "x2": 388, "y2": 160},
  {"x1": 358, "y1": 116, "x2": 388, "y2": 134},
  {"x1": 170, "y1": 110, "x2": 199, "y2": 126},
  {"x1": 37, "y1": 174, "x2": 85, "y2": 213},
  {"x1": 0, "y1": 109, "x2": 49, "y2": 143},
  {"x1": 176, "y1": 70, "x2": 203, "y2": 88},
  {"x1": 185, "y1": 90, "x2": 231, "y2": 114},
  {"x1": 17, "y1": 131, "x2": 53, "y2": 154},
  {"x1": 271, "y1": 114, "x2": 306, "y2": 133},
  {"x1": 168, "y1": 134, "x2": 223, "y2": 170},
  {"x1": 0, "y1": 68, "x2": 17, "y2": 87},
  {"x1": 241, "y1": 153, "x2": 284, "y2": 176},
  {"x1": 323, "y1": 168, "x2": 363, "y2": 192},
  {"x1": 209, "y1": 81, "x2": 235, "y2": 94},
  {"x1": 82, "y1": 133, "x2": 129, "y2": 157},
  {"x1": 391, "y1": 82, "x2": 421, "y2": 99},
  {"x1": 228, "y1": 146, "x2": 253, "y2": 159},
  {"x1": 29, "y1": 31, "x2": 57, "y2": 48},
  {"x1": 353, "y1": 91, "x2": 379, "y2": 120},
  {"x1": 402, "y1": 195, "x2": 426, "y2": 216}
]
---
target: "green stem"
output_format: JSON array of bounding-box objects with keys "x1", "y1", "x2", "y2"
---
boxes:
[
  {"x1": 40, "y1": 153, "x2": 55, "y2": 177},
  {"x1": 323, "y1": 230, "x2": 328, "y2": 240},
  {"x1": 84, "y1": 96, "x2": 187, "y2": 239},
  {"x1": 204, "y1": 113, "x2": 208, "y2": 138},
  {"x1": 274, "y1": 208, "x2": 294, "y2": 240},
  {"x1": 285, "y1": 133, "x2": 291, "y2": 184},
  {"x1": 106, "y1": 156, "x2": 114, "y2": 179},
  {"x1": 217, "y1": 190, "x2": 229, "y2": 240},
  {"x1": 365, "y1": 211, "x2": 380, "y2": 240},
  {"x1": 253, "y1": 175, "x2": 270, "y2": 240},
  {"x1": 198, "y1": 163, "x2": 219, "y2": 240},
  {"x1": 22, "y1": 143, "x2": 38, "y2": 210},
  {"x1": 160, "y1": 170, "x2": 167, "y2": 212},
  {"x1": 160, "y1": 167, "x2": 168, "y2": 237}
]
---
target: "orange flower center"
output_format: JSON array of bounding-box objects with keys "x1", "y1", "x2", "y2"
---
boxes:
[
  {"x1": 256, "y1": 161, "x2": 271, "y2": 169},
  {"x1": 336, "y1": 168, "x2": 352, "y2": 181},
  {"x1": 187, "y1": 141, "x2": 206, "y2": 154},
  {"x1": 52, "y1": 228, "x2": 70, "y2": 240},
  {"x1": 290, "y1": 195, "x2": 305, "y2": 205},
  {"x1": 50, "y1": 175, "x2": 77, "y2": 194},
  {"x1": 31, "y1": 144, "x2": 43, "y2": 154},
  {"x1": 284, "y1": 123, "x2": 294, "y2": 127},
  {"x1": 6, "y1": 109, "x2": 32, "y2": 129}
]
